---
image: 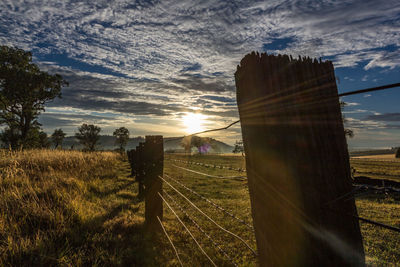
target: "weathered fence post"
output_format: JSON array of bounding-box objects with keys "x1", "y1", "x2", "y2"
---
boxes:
[
  {"x1": 144, "y1": 135, "x2": 164, "y2": 231},
  {"x1": 135, "y1": 142, "x2": 146, "y2": 198},
  {"x1": 235, "y1": 52, "x2": 365, "y2": 266}
]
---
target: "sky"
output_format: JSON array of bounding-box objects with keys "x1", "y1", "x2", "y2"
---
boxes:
[{"x1": 0, "y1": 0, "x2": 399, "y2": 149}]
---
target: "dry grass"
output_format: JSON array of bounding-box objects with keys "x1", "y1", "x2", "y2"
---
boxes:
[
  {"x1": 0, "y1": 149, "x2": 157, "y2": 266},
  {"x1": 1, "y1": 150, "x2": 398, "y2": 266}
]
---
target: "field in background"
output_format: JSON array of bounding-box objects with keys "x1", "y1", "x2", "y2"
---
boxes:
[
  {"x1": 0, "y1": 150, "x2": 398, "y2": 266},
  {"x1": 350, "y1": 153, "x2": 400, "y2": 182}
]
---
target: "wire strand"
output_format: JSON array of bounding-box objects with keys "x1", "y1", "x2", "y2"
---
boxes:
[
  {"x1": 157, "y1": 216, "x2": 184, "y2": 267},
  {"x1": 159, "y1": 175, "x2": 258, "y2": 257},
  {"x1": 171, "y1": 164, "x2": 247, "y2": 180},
  {"x1": 163, "y1": 190, "x2": 239, "y2": 267},
  {"x1": 338, "y1": 82, "x2": 400, "y2": 97},
  {"x1": 164, "y1": 174, "x2": 254, "y2": 230},
  {"x1": 163, "y1": 82, "x2": 400, "y2": 142},
  {"x1": 159, "y1": 192, "x2": 217, "y2": 266},
  {"x1": 170, "y1": 159, "x2": 246, "y2": 173},
  {"x1": 328, "y1": 208, "x2": 400, "y2": 233}
]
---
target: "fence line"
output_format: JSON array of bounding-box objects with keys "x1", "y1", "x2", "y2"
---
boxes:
[
  {"x1": 159, "y1": 175, "x2": 258, "y2": 257},
  {"x1": 171, "y1": 164, "x2": 247, "y2": 180},
  {"x1": 158, "y1": 192, "x2": 217, "y2": 266},
  {"x1": 163, "y1": 190, "x2": 239, "y2": 267},
  {"x1": 169, "y1": 159, "x2": 246, "y2": 173},
  {"x1": 164, "y1": 174, "x2": 254, "y2": 230},
  {"x1": 328, "y1": 208, "x2": 400, "y2": 233},
  {"x1": 157, "y1": 216, "x2": 183, "y2": 267}
]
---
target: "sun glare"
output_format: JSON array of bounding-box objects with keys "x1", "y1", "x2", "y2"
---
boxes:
[{"x1": 182, "y1": 112, "x2": 208, "y2": 134}]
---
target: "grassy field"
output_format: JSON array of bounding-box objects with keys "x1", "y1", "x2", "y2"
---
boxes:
[
  {"x1": 1, "y1": 150, "x2": 399, "y2": 266},
  {"x1": 350, "y1": 154, "x2": 400, "y2": 182},
  {"x1": 163, "y1": 153, "x2": 400, "y2": 266},
  {"x1": 0, "y1": 149, "x2": 159, "y2": 266}
]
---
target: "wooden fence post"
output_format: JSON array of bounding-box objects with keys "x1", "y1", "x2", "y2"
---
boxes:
[
  {"x1": 136, "y1": 142, "x2": 145, "y2": 199},
  {"x1": 144, "y1": 135, "x2": 164, "y2": 231},
  {"x1": 235, "y1": 52, "x2": 365, "y2": 266}
]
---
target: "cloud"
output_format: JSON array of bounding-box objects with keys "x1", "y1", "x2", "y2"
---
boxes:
[
  {"x1": 366, "y1": 113, "x2": 400, "y2": 122},
  {"x1": 1, "y1": 0, "x2": 399, "y2": 144}
]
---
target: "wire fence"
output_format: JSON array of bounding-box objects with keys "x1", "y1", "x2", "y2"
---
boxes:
[{"x1": 143, "y1": 82, "x2": 400, "y2": 265}]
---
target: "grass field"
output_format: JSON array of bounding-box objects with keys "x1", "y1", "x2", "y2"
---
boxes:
[
  {"x1": 1, "y1": 150, "x2": 399, "y2": 266},
  {"x1": 350, "y1": 154, "x2": 400, "y2": 182}
]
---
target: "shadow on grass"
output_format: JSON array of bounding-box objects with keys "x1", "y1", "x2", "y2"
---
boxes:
[{"x1": 3, "y1": 177, "x2": 159, "y2": 266}]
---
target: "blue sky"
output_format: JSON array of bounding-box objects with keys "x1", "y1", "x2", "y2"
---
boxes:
[{"x1": 0, "y1": 0, "x2": 399, "y2": 149}]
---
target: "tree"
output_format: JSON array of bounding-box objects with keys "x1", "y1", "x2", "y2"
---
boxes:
[
  {"x1": 232, "y1": 140, "x2": 244, "y2": 156},
  {"x1": 38, "y1": 131, "x2": 51, "y2": 148},
  {"x1": 75, "y1": 124, "x2": 101, "y2": 151},
  {"x1": 113, "y1": 127, "x2": 129, "y2": 151},
  {"x1": 396, "y1": 148, "x2": 400, "y2": 158},
  {"x1": 51, "y1": 128, "x2": 66, "y2": 149},
  {"x1": 340, "y1": 101, "x2": 354, "y2": 138},
  {"x1": 0, "y1": 46, "x2": 68, "y2": 149},
  {"x1": 1, "y1": 127, "x2": 50, "y2": 149}
]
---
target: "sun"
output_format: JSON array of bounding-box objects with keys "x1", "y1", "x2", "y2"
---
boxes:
[{"x1": 182, "y1": 112, "x2": 208, "y2": 134}]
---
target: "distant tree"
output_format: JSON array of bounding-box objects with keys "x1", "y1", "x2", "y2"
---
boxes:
[
  {"x1": 232, "y1": 140, "x2": 244, "y2": 156},
  {"x1": 0, "y1": 46, "x2": 68, "y2": 149},
  {"x1": 1, "y1": 127, "x2": 50, "y2": 149},
  {"x1": 113, "y1": 127, "x2": 129, "y2": 151},
  {"x1": 396, "y1": 148, "x2": 400, "y2": 158},
  {"x1": 75, "y1": 124, "x2": 101, "y2": 151},
  {"x1": 51, "y1": 128, "x2": 66, "y2": 149},
  {"x1": 38, "y1": 131, "x2": 51, "y2": 148},
  {"x1": 340, "y1": 101, "x2": 354, "y2": 138}
]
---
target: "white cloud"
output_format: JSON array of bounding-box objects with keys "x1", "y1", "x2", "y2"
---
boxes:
[{"x1": 1, "y1": 0, "x2": 399, "y2": 144}]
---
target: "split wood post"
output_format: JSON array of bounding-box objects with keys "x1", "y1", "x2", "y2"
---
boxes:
[
  {"x1": 136, "y1": 142, "x2": 145, "y2": 199},
  {"x1": 144, "y1": 135, "x2": 164, "y2": 231},
  {"x1": 235, "y1": 52, "x2": 365, "y2": 266}
]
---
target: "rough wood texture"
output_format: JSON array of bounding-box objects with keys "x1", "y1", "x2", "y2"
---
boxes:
[
  {"x1": 136, "y1": 142, "x2": 145, "y2": 198},
  {"x1": 235, "y1": 52, "x2": 365, "y2": 266},
  {"x1": 144, "y1": 135, "x2": 164, "y2": 231}
]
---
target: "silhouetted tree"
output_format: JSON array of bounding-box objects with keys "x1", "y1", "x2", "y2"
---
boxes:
[
  {"x1": 51, "y1": 128, "x2": 66, "y2": 149},
  {"x1": 232, "y1": 140, "x2": 244, "y2": 156},
  {"x1": 113, "y1": 127, "x2": 129, "y2": 151},
  {"x1": 1, "y1": 127, "x2": 50, "y2": 149},
  {"x1": 340, "y1": 101, "x2": 354, "y2": 138},
  {"x1": 0, "y1": 46, "x2": 68, "y2": 149},
  {"x1": 396, "y1": 148, "x2": 400, "y2": 158},
  {"x1": 75, "y1": 124, "x2": 101, "y2": 151},
  {"x1": 38, "y1": 131, "x2": 51, "y2": 148}
]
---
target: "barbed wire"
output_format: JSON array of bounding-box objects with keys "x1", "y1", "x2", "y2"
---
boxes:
[
  {"x1": 171, "y1": 164, "x2": 247, "y2": 180},
  {"x1": 159, "y1": 175, "x2": 258, "y2": 257},
  {"x1": 158, "y1": 192, "x2": 217, "y2": 266},
  {"x1": 322, "y1": 186, "x2": 365, "y2": 206},
  {"x1": 164, "y1": 174, "x2": 254, "y2": 230},
  {"x1": 169, "y1": 159, "x2": 246, "y2": 173},
  {"x1": 163, "y1": 82, "x2": 400, "y2": 142},
  {"x1": 157, "y1": 216, "x2": 184, "y2": 267},
  {"x1": 163, "y1": 189, "x2": 239, "y2": 267},
  {"x1": 338, "y1": 82, "x2": 400, "y2": 97},
  {"x1": 328, "y1": 207, "x2": 400, "y2": 233}
]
